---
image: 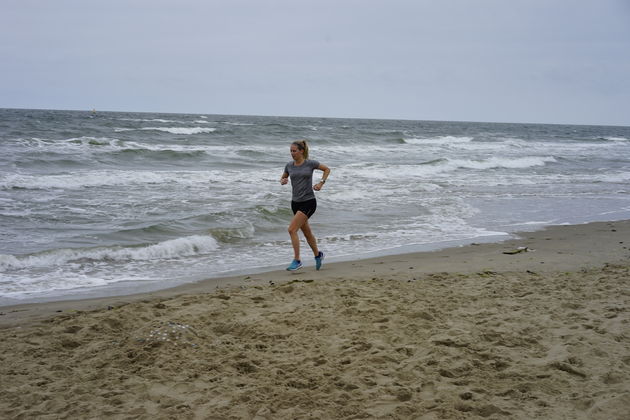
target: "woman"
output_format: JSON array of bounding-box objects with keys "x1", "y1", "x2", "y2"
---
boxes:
[{"x1": 280, "y1": 140, "x2": 330, "y2": 271}]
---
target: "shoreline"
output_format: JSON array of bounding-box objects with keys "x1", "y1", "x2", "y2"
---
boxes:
[
  {"x1": 1, "y1": 219, "x2": 629, "y2": 419},
  {"x1": 1, "y1": 219, "x2": 628, "y2": 328},
  {"x1": 0, "y1": 231, "x2": 513, "y2": 308}
]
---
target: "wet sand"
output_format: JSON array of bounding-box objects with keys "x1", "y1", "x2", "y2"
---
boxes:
[{"x1": 1, "y1": 220, "x2": 629, "y2": 419}]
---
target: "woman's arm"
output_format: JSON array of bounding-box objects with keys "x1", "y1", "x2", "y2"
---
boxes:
[
  {"x1": 313, "y1": 163, "x2": 330, "y2": 191},
  {"x1": 280, "y1": 171, "x2": 289, "y2": 185}
]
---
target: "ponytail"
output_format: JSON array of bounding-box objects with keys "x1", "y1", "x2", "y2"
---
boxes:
[{"x1": 292, "y1": 140, "x2": 309, "y2": 159}]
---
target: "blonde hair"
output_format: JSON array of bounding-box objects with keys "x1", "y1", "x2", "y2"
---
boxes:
[{"x1": 292, "y1": 140, "x2": 309, "y2": 159}]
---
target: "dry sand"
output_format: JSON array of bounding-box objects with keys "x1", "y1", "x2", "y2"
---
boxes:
[{"x1": 1, "y1": 220, "x2": 629, "y2": 419}]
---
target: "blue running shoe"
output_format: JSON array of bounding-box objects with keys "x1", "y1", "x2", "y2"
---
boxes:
[
  {"x1": 315, "y1": 251, "x2": 324, "y2": 270},
  {"x1": 286, "y1": 259, "x2": 302, "y2": 271}
]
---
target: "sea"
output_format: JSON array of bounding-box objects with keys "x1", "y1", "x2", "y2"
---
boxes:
[{"x1": 1, "y1": 108, "x2": 630, "y2": 305}]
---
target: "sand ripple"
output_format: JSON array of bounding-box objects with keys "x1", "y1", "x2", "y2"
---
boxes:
[{"x1": 1, "y1": 263, "x2": 629, "y2": 419}]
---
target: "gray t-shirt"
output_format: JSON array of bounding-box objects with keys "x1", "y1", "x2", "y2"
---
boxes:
[{"x1": 284, "y1": 159, "x2": 320, "y2": 202}]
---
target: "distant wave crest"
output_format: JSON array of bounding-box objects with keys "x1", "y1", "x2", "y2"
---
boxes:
[
  {"x1": 449, "y1": 156, "x2": 557, "y2": 170},
  {"x1": 0, "y1": 170, "x2": 230, "y2": 190},
  {"x1": 404, "y1": 136, "x2": 474, "y2": 145},
  {"x1": 341, "y1": 156, "x2": 557, "y2": 180},
  {"x1": 142, "y1": 127, "x2": 217, "y2": 135},
  {"x1": 114, "y1": 126, "x2": 216, "y2": 134}
]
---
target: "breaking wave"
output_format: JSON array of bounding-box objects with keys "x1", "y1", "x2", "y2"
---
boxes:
[
  {"x1": 0, "y1": 235, "x2": 219, "y2": 270},
  {"x1": 404, "y1": 136, "x2": 474, "y2": 145},
  {"x1": 114, "y1": 127, "x2": 217, "y2": 134}
]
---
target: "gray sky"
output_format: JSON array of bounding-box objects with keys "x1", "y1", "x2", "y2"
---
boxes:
[{"x1": 2, "y1": 0, "x2": 629, "y2": 125}]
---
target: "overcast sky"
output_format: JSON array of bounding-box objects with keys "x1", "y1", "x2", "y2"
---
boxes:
[{"x1": 2, "y1": 0, "x2": 629, "y2": 125}]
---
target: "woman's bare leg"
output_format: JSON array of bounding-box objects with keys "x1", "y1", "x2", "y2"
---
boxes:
[
  {"x1": 288, "y1": 211, "x2": 309, "y2": 260},
  {"x1": 300, "y1": 220, "x2": 320, "y2": 257}
]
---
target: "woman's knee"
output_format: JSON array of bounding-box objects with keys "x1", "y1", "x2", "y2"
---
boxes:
[
  {"x1": 288, "y1": 213, "x2": 307, "y2": 234},
  {"x1": 288, "y1": 221, "x2": 302, "y2": 235}
]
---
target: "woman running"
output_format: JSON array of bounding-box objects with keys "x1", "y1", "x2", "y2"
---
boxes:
[{"x1": 280, "y1": 140, "x2": 330, "y2": 271}]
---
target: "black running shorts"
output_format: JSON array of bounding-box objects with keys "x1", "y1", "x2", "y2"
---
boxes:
[{"x1": 291, "y1": 198, "x2": 317, "y2": 219}]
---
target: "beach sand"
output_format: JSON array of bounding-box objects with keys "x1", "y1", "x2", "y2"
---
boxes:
[{"x1": 1, "y1": 220, "x2": 629, "y2": 419}]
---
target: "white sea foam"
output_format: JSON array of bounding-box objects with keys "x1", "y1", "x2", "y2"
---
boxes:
[
  {"x1": 449, "y1": 156, "x2": 557, "y2": 170},
  {"x1": 222, "y1": 121, "x2": 255, "y2": 126},
  {"x1": 0, "y1": 274, "x2": 112, "y2": 298},
  {"x1": 16, "y1": 136, "x2": 254, "y2": 157},
  {"x1": 325, "y1": 189, "x2": 367, "y2": 203},
  {"x1": 142, "y1": 127, "x2": 217, "y2": 135},
  {"x1": 504, "y1": 220, "x2": 553, "y2": 226},
  {"x1": 0, "y1": 167, "x2": 281, "y2": 193},
  {"x1": 117, "y1": 118, "x2": 179, "y2": 123},
  {"x1": 114, "y1": 126, "x2": 217, "y2": 134},
  {"x1": 16, "y1": 136, "x2": 124, "y2": 151},
  {"x1": 0, "y1": 235, "x2": 219, "y2": 270},
  {"x1": 336, "y1": 156, "x2": 556, "y2": 181},
  {"x1": 14, "y1": 136, "x2": 394, "y2": 159},
  {"x1": 120, "y1": 141, "x2": 213, "y2": 153},
  {"x1": 598, "y1": 172, "x2": 630, "y2": 183},
  {"x1": 1, "y1": 171, "x2": 166, "y2": 190},
  {"x1": 3, "y1": 170, "x2": 204, "y2": 190},
  {"x1": 117, "y1": 142, "x2": 276, "y2": 156},
  {"x1": 404, "y1": 136, "x2": 474, "y2": 145}
]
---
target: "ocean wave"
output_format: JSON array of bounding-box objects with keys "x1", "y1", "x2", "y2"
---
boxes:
[
  {"x1": 15, "y1": 136, "x2": 124, "y2": 150},
  {"x1": 449, "y1": 156, "x2": 557, "y2": 170},
  {"x1": 114, "y1": 127, "x2": 216, "y2": 134},
  {"x1": 0, "y1": 168, "x2": 281, "y2": 191},
  {"x1": 598, "y1": 171, "x2": 630, "y2": 183},
  {"x1": 116, "y1": 118, "x2": 179, "y2": 123},
  {"x1": 0, "y1": 170, "x2": 216, "y2": 190},
  {"x1": 12, "y1": 137, "x2": 230, "y2": 160},
  {"x1": 325, "y1": 189, "x2": 368, "y2": 203},
  {"x1": 115, "y1": 148, "x2": 207, "y2": 159},
  {"x1": 404, "y1": 136, "x2": 474, "y2": 145},
  {"x1": 13, "y1": 137, "x2": 224, "y2": 161},
  {"x1": 120, "y1": 141, "x2": 209, "y2": 152},
  {"x1": 255, "y1": 205, "x2": 293, "y2": 219},
  {"x1": 0, "y1": 171, "x2": 164, "y2": 190},
  {"x1": 222, "y1": 121, "x2": 255, "y2": 126},
  {"x1": 141, "y1": 127, "x2": 217, "y2": 135},
  {"x1": 68, "y1": 137, "x2": 116, "y2": 147},
  {"x1": 322, "y1": 233, "x2": 379, "y2": 242},
  {"x1": 209, "y1": 224, "x2": 255, "y2": 243},
  {"x1": 424, "y1": 156, "x2": 557, "y2": 172},
  {"x1": 338, "y1": 156, "x2": 557, "y2": 180},
  {"x1": 600, "y1": 136, "x2": 629, "y2": 142},
  {"x1": 9, "y1": 136, "x2": 382, "y2": 160},
  {"x1": 0, "y1": 235, "x2": 219, "y2": 270}
]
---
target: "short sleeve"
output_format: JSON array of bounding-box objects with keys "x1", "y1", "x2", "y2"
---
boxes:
[{"x1": 310, "y1": 160, "x2": 320, "y2": 170}]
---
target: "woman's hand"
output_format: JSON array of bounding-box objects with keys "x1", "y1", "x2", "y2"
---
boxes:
[
  {"x1": 280, "y1": 178, "x2": 288, "y2": 185},
  {"x1": 315, "y1": 164, "x2": 330, "y2": 192}
]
